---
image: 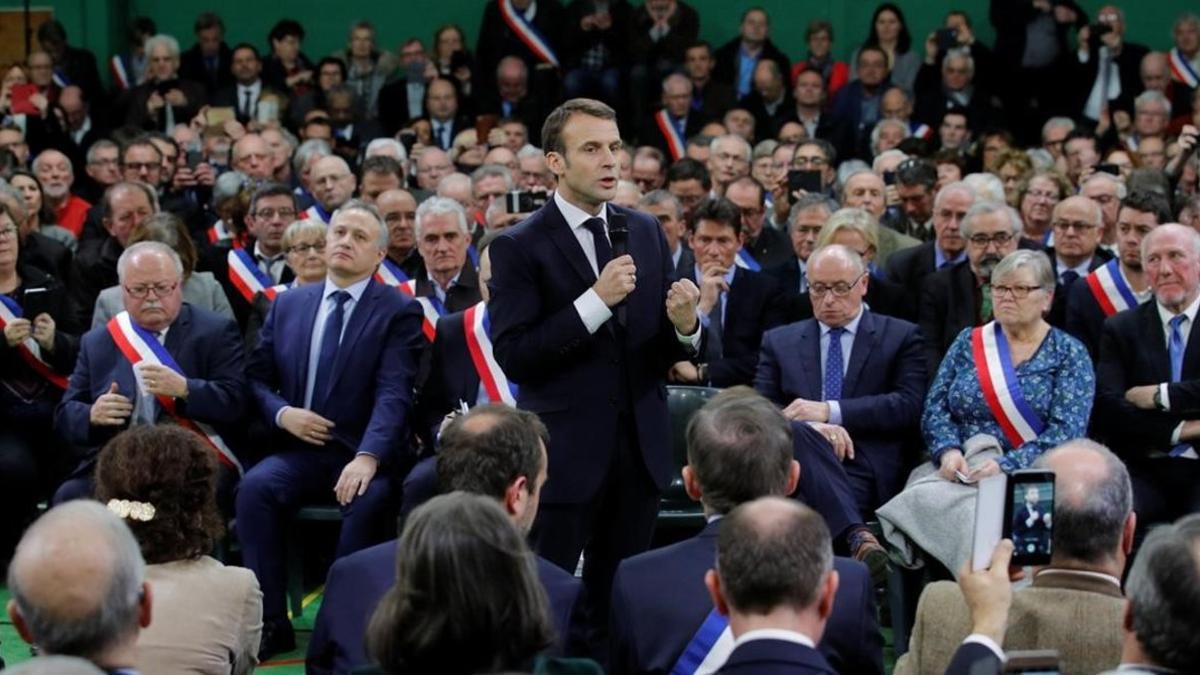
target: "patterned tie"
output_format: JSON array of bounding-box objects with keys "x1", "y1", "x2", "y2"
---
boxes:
[
  {"x1": 311, "y1": 291, "x2": 350, "y2": 412},
  {"x1": 583, "y1": 217, "x2": 611, "y2": 273},
  {"x1": 824, "y1": 328, "x2": 845, "y2": 400},
  {"x1": 1170, "y1": 314, "x2": 1187, "y2": 383}
]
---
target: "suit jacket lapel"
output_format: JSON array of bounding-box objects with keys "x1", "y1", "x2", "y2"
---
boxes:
[
  {"x1": 800, "y1": 321, "x2": 823, "y2": 399},
  {"x1": 296, "y1": 285, "x2": 323, "y2": 390},
  {"x1": 843, "y1": 310, "x2": 877, "y2": 397},
  {"x1": 163, "y1": 304, "x2": 190, "y2": 359},
  {"x1": 327, "y1": 279, "x2": 382, "y2": 390},
  {"x1": 1139, "y1": 303, "x2": 1171, "y2": 382},
  {"x1": 543, "y1": 200, "x2": 597, "y2": 285}
]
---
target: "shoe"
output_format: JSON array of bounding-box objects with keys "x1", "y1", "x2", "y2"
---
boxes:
[
  {"x1": 849, "y1": 529, "x2": 890, "y2": 587},
  {"x1": 258, "y1": 618, "x2": 296, "y2": 662}
]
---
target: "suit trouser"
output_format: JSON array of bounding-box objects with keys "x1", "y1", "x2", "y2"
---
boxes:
[
  {"x1": 235, "y1": 448, "x2": 395, "y2": 623},
  {"x1": 532, "y1": 413, "x2": 660, "y2": 644},
  {"x1": 1129, "y1": 457, "x2": 1200, "y2": 534},
  {"x1": 791, "y1": 423, "x2": 865, "y2": 541}
]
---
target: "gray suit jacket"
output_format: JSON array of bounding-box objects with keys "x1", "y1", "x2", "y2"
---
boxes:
[
  {"x1": 877, "y1": 226, "x2": 921, "y2": 271},
  {"x1": 895, "y1": 568, "x2": 1125, "y2": 675},
  {"x1": 90, "y1": 271, "x2": 235, "y2": 330}
]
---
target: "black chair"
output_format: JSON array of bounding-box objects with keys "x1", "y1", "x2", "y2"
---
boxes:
[{"x1": 656, "y1": 385, "x2": 720, "y2": 528}]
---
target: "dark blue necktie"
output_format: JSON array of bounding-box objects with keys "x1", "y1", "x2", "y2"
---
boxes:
[
  {"x1": 583, "y1": 217, "x2": 610, "y2": 273},
  {"x1": 312, "y1": 290, "x2": 350, "y2": 411},
  {"x1": 1170, "y1": 314, "x2": 1187, "y2": 383},
  {"x1": 824, "y1": 327, "x2": 845, "y2": 400},
  {"x1": 1059, "y1": 269, "x2": 1080, "y2": 288}
]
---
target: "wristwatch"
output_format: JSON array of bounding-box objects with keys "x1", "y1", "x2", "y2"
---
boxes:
[
  {"x1": 696, "y1": 363, "x2": 709, "y2": 385},
  {"x1": 1154, "y1": 387, "x2": 1167, "y2": 411}
]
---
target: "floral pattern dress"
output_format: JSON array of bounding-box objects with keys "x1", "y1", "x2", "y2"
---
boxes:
[{"x1": 921, "y1": 325, "x2": 1095, "y2": 472}]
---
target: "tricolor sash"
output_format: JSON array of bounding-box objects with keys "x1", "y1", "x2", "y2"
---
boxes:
[
  {"x1": 1085, "y1": 259, "x2": 1139, "y2": 317},
  {"x1": 303, "y1": 203, "x2": 331, "y2": 224},
  {"x1": 655, "y1": 109, "x2": 686, "y2": 161},
  {"x1": 498, "y1": 0, "x2": 560, "y2": 67},
  {"x1": 372, "y1": 268, "x2": 443, "y2": 341},
  {"x1": 669, "y1": 609, "x2": 734, "y2": 675},
  {"x1": 971, "y1": 321, "x2": 1047, "y2": 448},
  {"x1": 207, "y1": 220, "x2": 235, "y2": 245},
  {"x1": 912, "y1": 123, "x2": 932, "y2": 140},
  {"x1": 0, "y1": 295, "x2": 68, "y2": 389},
  {"x1": 374, "y1": 258, "x2": 411, "y2": 286},
  {"x1": 106, "y1": 311, "x2": 243, "y2": 474},
  {"x1": 413, "y1": 296, "x2": 445, "y2": 343},
  {"x1": 463, "y1": 302, "x2": 518, "y2": 406},
  {"x1": 227, "y1": 249, "x2": 281, "y2": 303},
  {"x1": 1169, "y1": 48, "x2": 1199, "y2": 89},
  {"x1": 734, "y1": 249, "x2": 761, "y2": 272},
  {"x1": 109, "y1": 55, "x2": 132, "y2": 91},
  {"x1": 52, "y1": 69, "x2": 70, "y2": 89}
]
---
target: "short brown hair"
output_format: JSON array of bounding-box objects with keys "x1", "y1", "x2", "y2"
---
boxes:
[
  {"x1": 95, "y1": 426, "x2": 224, "y2": 565},
  {"x1": 541, "y1": 98, "x2": 616, "y2": 156}
]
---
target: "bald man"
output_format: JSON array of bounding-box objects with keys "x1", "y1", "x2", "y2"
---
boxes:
[
  {"x1": 378, "y1": 188, "x2": 425, "y2": 280},
  {"x1": 305, "y1": 156, "x2": 357, "y2": 224},
  {"x1": 7, "y1": 501, "x2": 152, "y2": 672},
  {"x1": 641, "y1": 73, "x2": 704, "y2": 161},
  {"x1": 232, "y1": 133, "x2": 275, "y2": 181}
]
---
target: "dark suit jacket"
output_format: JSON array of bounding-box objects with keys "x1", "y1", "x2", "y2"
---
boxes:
[
  {"x1": 680, "y1": 266, "x2": 787, "y2": 387},
  {"x1": 414, "y1": 261, "x2": 482, "y2": 314},
  {"x1": 210, "y1": 82, "x2": 286, "y2": 124},
  {"x1": 919, "y1": 261, "x2": 980, "y2": 377},
  {"x1": 1047, "y1": 248, "x2": 1111, "y2": 328},
  {"x1": 830, "y1": 81, "x2": 887, "y2": 161},
  {"x1": 307, "y1": 538, "x2": 586, "y2": 674},
  {"x1": 19, "y1": 231, "x2": 73, "y2": 288},
  {"x1": 716, "y1": 638, "x2": 836, "y2": 675},
  {"x1": 414, "y1": 308, "x2": 479, "y2": 446},
  {"x1": 199, "y1": 239, "x2": 297, "y2": 331},
  {"x1": 1064, "y1": 265, "x2": 1146, "y2": 361},
  {"x1": 743, "y1": 226, "x2": 792, "y2": 271},
  {"x1": 124, "y1": 79, "x2": 207, "y2": 131},
  {"x1": 562, "y1": 0, "x2": 633, "y2": 71},
  {"x1": 943, "y1": 642, "x2": 1003, "y2": 675},
  {"x1": 913, "y1": 63, "x2": 1002, "y2": 129},
  {"x1": 1066, "y1": 40, "x2": 1151, "y2": 116},
  {"x1": 886, "y1": 240, "x2": 940, "y2": 294},
  {"x1": 755, "y1": 310, "x2": 927, "y2": 509},
  {"x1": 693, "y1": 80, "x2": 737, "y2": 124},
  {"x1": 609, "y1": 520, "x2": 882, "y2": 675},
  {"x1": 673, "y1": 245, "x2": 696, "y2": 281},
  {"x1": 179, "y1": 42, "x2": 234, "y2": 97},
  {"x1": 377, "y1": 77, "x2": 423, "y2": 137},
  {"x1": 711, "y1": 38, "x2": 791, "y2": 94},
  {"x1": 627, "y1": 1, "x2": 699, "y2": 67},
  {"x1": 638, "y1": 111, "x2": 704, "y2": 159},
  {"x1": 767, "y1": 257, "x2": 814, "y2": 324},
  {"x1": 54, "y1": 304, "x2": 246, "y2": 452},
  {"x1": 776, "y1": 110, "x2": 855, "y2": 165},
  {"x1": 1095, "y1": 300, "x2": 1200, "y2": 459},
  {"x1": 475, "y1": 0, "x2": 567, "y2": 103},
  {"x1": 69, "y1": 235, "x2": 122, "y2": 333},
  {"x1": 488, "y1": 200, "x2": 696, "y2": 503},
  {"x1": 424, "y1": 114, "x2": 475, "y2": 151},
  {"x1": 246, "y1": 278, "x2": 424, "y2": 463},
  {"x1": 741, "y1": 89, "x2": 794, "y2": 143}
]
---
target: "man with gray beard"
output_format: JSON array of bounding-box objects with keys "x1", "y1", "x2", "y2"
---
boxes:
[{"x1": 918, "y1": 201, "x2": 1021, "y2": 374}]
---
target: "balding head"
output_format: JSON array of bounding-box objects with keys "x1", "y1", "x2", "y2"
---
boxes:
[
  {"x1": 1035, "y1": 440, "x2": 1134, "y2": 570},
  {"x1": 232, "y1": 133, "x2": 273, "y2": 180},
  {"x1": 7, "y1": 501, "x2": 150, "y2": 661},
  {"x1": 1141, "y1": 51, "x2": 1170, "y2": 92}
]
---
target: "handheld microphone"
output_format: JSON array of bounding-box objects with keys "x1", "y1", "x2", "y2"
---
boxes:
[{"x1": 608, "y1": 213, "x2": 629, "y2": 327}]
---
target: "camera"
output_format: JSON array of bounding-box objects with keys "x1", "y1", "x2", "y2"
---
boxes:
[{"x1": 505, "y1": 191, "x2": 547, "y2": 214}]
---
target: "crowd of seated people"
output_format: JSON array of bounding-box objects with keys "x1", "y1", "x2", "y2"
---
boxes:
[{"x1": 1, "y1": 1, "x2": 1200, "y2": 672}]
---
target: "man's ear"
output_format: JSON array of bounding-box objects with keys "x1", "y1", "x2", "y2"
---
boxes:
[
  {"x1": 786, "y1": 459, "x2": 800, "y2": 496},
  {"x1": 504, "y1": 475, "x2": 529, "y2": 520},
  {"x1": 8, "y1": 598, "x2": 34, "y2": 645},
  {"x1": 704, "y1": 569, "x2": 730, "y2": 617},
  {"x1": 1121, "y1": 512, "x2": 1137, "y2": 557},
  {"x1": 139, "y1": 581, "x2": 153, "y2": 628},
  {"x1": 816, "y1": 569, "x2": 840, "y2": 621},
  {"x1": 683, "y1": 465, "x2": 702, "y2": 502}
]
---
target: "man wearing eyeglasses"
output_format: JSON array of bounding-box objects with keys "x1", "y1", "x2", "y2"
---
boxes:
[
  {"x1": 1065, "y1": 190, "x2": 1170, "y2": 360},
  {"x1": 756, "y1": 243, "x2": 926, "y2": 523},
  {"x1": 1046, "y1": 196, "x2": 1113, "y2": 326},
  {"x1": 70, "y1": 182, "x2": 158, "y2": 331},
  {"x1": 55, "y1": 240, "x2": 246, "y2": 504}
]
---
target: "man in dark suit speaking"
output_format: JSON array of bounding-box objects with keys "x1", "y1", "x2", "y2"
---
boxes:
[
  {"x1": 488, "y1": 98, "x2": 703, "y2": 629},
  {"x1": 239, "y1": 200, "x2": 425, "y2": 658}
]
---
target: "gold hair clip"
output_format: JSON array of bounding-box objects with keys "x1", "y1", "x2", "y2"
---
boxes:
[{"x1": 107, "y1": 499, "x2": 156, "y2": 522}]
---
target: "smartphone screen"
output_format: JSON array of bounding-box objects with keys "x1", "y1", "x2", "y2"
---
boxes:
[
  {"x1": 21, "y1": 287, "x2": 51, "y2": 321},
  {"x1": 1005, "y1": 470, "x2": 1055, "y2": 567},
  {"x1": 788, "y1": 169, "x2": 823, "y2": 194}
]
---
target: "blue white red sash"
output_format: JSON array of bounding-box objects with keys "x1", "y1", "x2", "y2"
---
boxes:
[
  {"x1": 109, "y1": 55, "x2": 132, "y2": 91},
  {"x1": 52, "y1": 69, "x2": 70, "y2": 89},
  {"x1": 227, "y1": 249, "x2": 281, "y2": 303},
  {"x1": 413, "y1": 296, "x2": 445, "y2": 342},
  {"x1": 303, "y1": 203, "x2": 331, "y2": 224},
  {"x1": 655, "y1": 110, "x2": 686, "y2": 161},
  {"x1": 498, "y1": 0, "x2": 559, "y2": 67},
  {"x1": 106, "y1": 311, "x2": 243, "y2": 474},
  {"x1": 1085, "y1": 259, "x2": 1139, "y2": 317},
  {"x1": 734, "y1": 248, "x2": 761, "y2": 272},
  {"x1": 670, "y1": 609, "x2": 734, "y2": 675},
  {"x1": 0, "y1": 295, "x2": 68, "y2": 389},
  {"x1": 207, "y1": 220, "x2": 234, "y2": 245},
  {"x1": 1169, "y1": 48, "x2": 1199, "y2": 89},
  {"x1": 911, "y1": 122, "x2": 932, "y2": 140},
  {"x1": 971, "y1": 321, "x2": 1047, "y2": 448},
  {"x1": 463, "y1": 302, "x2": 518, "y2": 406},
  {"x1": 374, "y1": 258, "x2": 411, "y2": 286}
]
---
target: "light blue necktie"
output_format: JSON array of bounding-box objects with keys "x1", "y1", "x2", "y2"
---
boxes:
[
  {"x1": 1169, "y1": 314, "x2": 1187, "y2": 383},
  {"x1": 824, "y1": 328, "x2": 844, "y2": 400}
]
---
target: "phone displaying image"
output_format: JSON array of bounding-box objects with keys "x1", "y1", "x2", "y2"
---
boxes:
[
  {"x1": 505, "y1": 190, "x2": 547, "y2": 214},
  {"x1": 1006, "y1": 470, "x2": 1055, "y2": 567},
  {"x1": 788, "y1": 169, "x2": 823, "y2": 194}
]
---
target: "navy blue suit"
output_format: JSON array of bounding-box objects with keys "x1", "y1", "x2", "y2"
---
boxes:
[
  {"x1": 789, "y1": 421, "x2": 867, "y2": 542},
  {"x1": 680, "y1": 266, "x2": 788, "y2": 387},
  {"x1": 238, "y1": 277, "x2": 424, "y2": 624},
  {"x1": 755, "y1": 310, "x2": 927, "y2": 515},
  {"x1": 609, "y1": 520, "x2": 882, "y2": 675},
  {"x1": 488, "y1": 199, "x2": 699, "y2": 624},
  {"x1": 944, "y1": 641, "x2": 1003, "y2": 675},
  {"x1": 716, "y1": 638, "x2": 836, "y2": 675},
  {"x1": 53, "y1": 303, "x2": 246, "y2": 502},
  {"x1": 307, "y1": 539, "x2": 587, "y2": 674}
]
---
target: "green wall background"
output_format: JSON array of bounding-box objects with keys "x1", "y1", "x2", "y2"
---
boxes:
[{"x1": 13, "y1": 1, "x2": 1198, "y2": 85}]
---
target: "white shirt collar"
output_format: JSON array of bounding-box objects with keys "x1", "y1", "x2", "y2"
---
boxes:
[
  {"x1": 1057, "y1": 256, "x2": 1093, "y2": 279},
  {"x1": 555, "y1": 189, "x2": 608, "y2": 227},
  {"x1": 322, "y1": 275, "x2": 372, "y2": 302},
  {"x1": 818, "y1": 306, "x2": 864, "y2": 337},
  {"x1": 254, "y1": 240, "x2": 284, "y2": 262},
  {"x1": 732, "y1": 628, "x2": 817, "y2": 650},
  {"x1": 1156, "y1": 292, "x2": 1200, "y2": 329}
]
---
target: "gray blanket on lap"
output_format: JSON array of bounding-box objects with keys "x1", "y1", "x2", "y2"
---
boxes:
[{"x1": 877, "y1": 434, "x2": 1004, "y2": 574}]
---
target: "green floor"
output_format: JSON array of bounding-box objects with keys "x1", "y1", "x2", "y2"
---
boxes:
[{"x1": 0, "y1": 586, "x2": 320, "y2": 673}]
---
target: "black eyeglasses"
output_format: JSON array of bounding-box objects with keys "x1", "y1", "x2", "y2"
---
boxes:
[
  {"x1": 809, "y1": 272, "x2": 866, "y2": 298},
  {"x1": 124, "y1": 281, "x2": 178, "y2": 299},
  {"x1": 968, "y1": 232, "x2": 1014, "y2": 247}
]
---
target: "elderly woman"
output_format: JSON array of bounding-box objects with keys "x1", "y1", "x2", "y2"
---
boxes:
[
  {"x1": 7, "y1": 170, "x2": 76, "y2": 251},
  {"x1": 879, "y1": 248, "x2": 1094, "y2": 572},
  {"x1": 365, "y1": 492, "x2": 599, "y2": 675},
  {"x1": 1017, "y1": 170, "x2": 1072, "y2": 246},
  {"x1": 95, "y1": 425, "x2": 262, "y2": 674},
  {"x1": 0, "y1": 199, "x2": 78, "y2": 563},
  {"x1": 92, "y1": 212, "x2": 232, "y2": 328},
  {"x1": 125, "y1": 34, "x2": 205, "y2": 130},
  {"x1": 244, "y1": 219, "x2": 327, "y2": 347},
  {"x1": 815, "y1": 207, "x2": 912, "y2": 319}
]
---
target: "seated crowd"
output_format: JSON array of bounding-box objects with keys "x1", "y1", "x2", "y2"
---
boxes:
[{"x1": 1, "y1": 1, "x2": 1199, "y2": 673}]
